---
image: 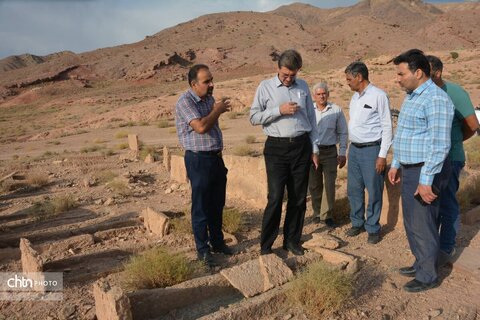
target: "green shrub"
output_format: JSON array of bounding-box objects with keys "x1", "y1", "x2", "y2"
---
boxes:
[
  {"x1": 29, "y1": 194, "x2": 78, "y2": 221},
  {"x1": 450, "y1": 51, "x2": 459, "y2": 60},
  {"x1": 121, "y1": 247, "x2": 204, "y2": 291},
  {"x1": 222, "y1": 207, "x2": 243, "y2": 233},
  {"x1": 287, "y1": 261, "x2": 353, "y2": 318}
]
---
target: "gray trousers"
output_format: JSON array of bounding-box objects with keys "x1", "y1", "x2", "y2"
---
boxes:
[{"x1": 308, "y1": 147, "x2": 337, "y2": 220}]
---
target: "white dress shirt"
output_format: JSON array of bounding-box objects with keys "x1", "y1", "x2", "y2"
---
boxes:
[{"x1": 348, "y1": 83, "x2": 393, "y2": 158}]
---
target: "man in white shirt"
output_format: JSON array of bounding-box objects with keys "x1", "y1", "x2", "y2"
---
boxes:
[
  {"x1": 308, "y1": 82, "x2": 348, "y2": 228},
  {"x1": 345, "y1": 61, "x2": 393, "y2": 244}
]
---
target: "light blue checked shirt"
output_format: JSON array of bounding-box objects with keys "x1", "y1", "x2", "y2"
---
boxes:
[{"x1": 391, "y1": 79, "x2": 454, "y2": 185}]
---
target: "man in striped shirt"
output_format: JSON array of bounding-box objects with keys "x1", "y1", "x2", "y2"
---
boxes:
[
  {"x1": 388, "y1": 49, "x2": 454, "y2": 293},
  {"x1": 175, "y1": 64, "x2": 233, "y2": 267}
]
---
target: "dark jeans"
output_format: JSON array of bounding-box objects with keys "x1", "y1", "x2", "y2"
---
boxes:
[
  {"x1": 184, "y1": 150, "x2": 227, "y2": 255},
  {"x1": 261, "y1": 134, "x2": 311, "y2": 252},
  {"x1": 438, "y1": 161, "x2": 464, "y2": 254},
  {"x1": 347, "y1": 144, "x2": 384, "y2": 234},
  {"x1": 401, "y1": 161, "x2": 451, "y2": 284}
]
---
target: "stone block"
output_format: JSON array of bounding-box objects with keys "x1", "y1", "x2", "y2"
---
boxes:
[
  {"x1": 452, "y1": 247, "x2": 480, "y2": 281},
  {"x1": 303, "y1": 233, "x2": 341, "y2": 250},
  {"x1": 93, "y1": 278, "x2": 132, "y2": 320},
  {"x1": 259, "y1": 254, "x2": 293, "y2": 291},
  {"x1": 223, "y1": 155, "x2": 267, "y2": 209},
  {"x1": 20, "y1": 238, "x2": 43, "y2": 273},
  {"x1": 461, "y1": 205, "x2": 480, "y2": 225},
  {"x1": 310, "y1": 247, "x2": 359, "y2": 274},
  {"x1": 144, "y1": 153, "x2": 155, "y2": 163},
  {"x1": 379, "y1": 169, "x2": 403, "y2": 230},
  {"x1": 221, "y1": 255, "x2": 293, "y2": 298},
  {"x1": 142, "y1": 207, "x2": 170, "y2": 237},
  {"x1": 170, "y1": 155, "x2": 188, "y2": 183},
  {"x1": 127, "y1": 134, "x2": 139, "y2": 152},
  {"x1": 163, "y1": 146, "x2": 170, "y2": 171}
]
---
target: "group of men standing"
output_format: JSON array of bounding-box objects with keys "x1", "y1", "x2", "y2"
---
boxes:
[{"x1": 175, "y1": 48, "x2": 479, "y2": 293}]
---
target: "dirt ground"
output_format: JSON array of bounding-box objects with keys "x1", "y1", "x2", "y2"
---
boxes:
[{"x1": 1, "y1": 50, "x2": 480, "y2": 320}]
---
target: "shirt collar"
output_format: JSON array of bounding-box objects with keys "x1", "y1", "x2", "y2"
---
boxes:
[
  {"x1": 410, "y1": 79, "x2": 433, "y2": 98},
  {"x1": 274, "y1": 75, "x2": 296, "y2": 88},
  {"x1": 358, "y1": 83, "x2": 372, "y2": 97},
  {"x1": 314, "y1": 102, "x2": 332, "y2": 112},
  {"x1": 188, "y1": 89, "x2": 203, "y2": 103}
]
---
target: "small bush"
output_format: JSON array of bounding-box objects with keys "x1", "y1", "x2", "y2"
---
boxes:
[
  {"x1": 94, "y1": 170, "x2": 118, "y2": 184},
  {"x1": 138, "y1": 120, "x2": 149, "y2": 126},
  {"x1": 287, "y1": 261, "x2": 353, "y2": 318},
  {"x1": 116, "y1": 143, "x2": 129, "y2": 150},
  {"x1": 450, "y1": 51, "x2": 459, "y2": 60},
  {"x1": 80, "y1": 145, "x2": 104, "y2": 153},
  {"x1": 121, "y1": 247, "x2": 204, "y2": 291},
  {"x1": 245, "y1": 135, "x2": 256, "y2": 144},
  {"x1": 139, "y1": 146, "x2": 158, "y2": 160},
  {"x1": 29, "y1": 194, "x2": 78, "y2": 221},
  {"x1": 27, "y1": 173, "x2": 49, "y2": 188},
  {"x1": 115, "y1": 131, "x2": 129, "y2": 139},
  {"x1": 93, "y1": 138, "x2": 107, "y2": 144},
  {"x1": 222, "y1": 207, "x2": 243, "y2": 233},
  {"x1": 458, "y1": 173, "x2": 480, "y2": 213},
  {"x1": 232, "y1": 145, "x2": 255, "y2": 156},
  {"x1": 170, "y1": 217, "x2": 192, "y2": 235},
  {"x1": 157, "y1": 120, "x2": 172, "y2": 128},
  {"x1": 107, "y1": 178, "x2": 131, "y2": 196},
  {"x1": 119, "y1": 121, "x2": 136, "y2": 127}
]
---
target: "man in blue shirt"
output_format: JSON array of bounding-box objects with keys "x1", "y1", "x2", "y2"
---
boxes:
[
  {"x1": 388, "y1": 49, "x2": 454, "y2": 293},
  {"x1": 250, "y1": 49, "x2": 319, "y2": 256},
  {"x1": 175, "y1": 64, "x2": 233, "y2": 267}
]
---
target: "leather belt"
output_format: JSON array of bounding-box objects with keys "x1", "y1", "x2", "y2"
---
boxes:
[
  {"x1": 268, "y1": 133, "x2": 308, "y2": 143},
  {"x1": 351, "y1": 140, "x2": 381, "y2": 148},
  {"x1": 401, "y1": 162, "x2": 424, "y2": 168},
  {"x1": 188, "y1": 150, "x2": 222, "y2": 157},
  {"x1": 318, "y1": 144, "x2": 336, "y2": 150}
]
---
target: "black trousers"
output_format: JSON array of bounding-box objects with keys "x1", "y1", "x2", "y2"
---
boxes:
[{"x1": 261, "y1": 134, "x2": 312, "y2": 251}]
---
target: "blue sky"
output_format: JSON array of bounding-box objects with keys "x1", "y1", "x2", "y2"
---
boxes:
[{"x1": 0, "y1": 0, "x2": 471, "y2": 59}]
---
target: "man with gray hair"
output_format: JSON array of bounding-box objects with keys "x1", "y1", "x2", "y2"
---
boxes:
[
  {"x1": 345, "y1": 61, "x2": 393, "y2": 244},
  {"x1": 309, "y1": 81, "x2": 348, "y2": 228},
  {"x1": 250, "y1": 49, "x2": 319, "y2": 256}
]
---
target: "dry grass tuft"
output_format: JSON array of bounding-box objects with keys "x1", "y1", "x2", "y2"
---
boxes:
[
  {"x1": 121, "y1": 247, "x2": 204, "y2": 291},
  {"x1": 245, "y1": 135, "x2": 256, "y2": 144},
  {"x1": 222, "y1": 207, "x2": 243, "y2": 234},
  {"x1": 232, "y1": 145, "x2": 255, "y2": 156},
  {"x1": 458, "y1": 173, "x2": 480, "y2": 213},
  {"x1": 287, "y1": 261, "x2": 353, "y2": 318},
  {"x1": 107, "y1": 178, "x2": 131, "y2": 196},
  {"x1": 29, "y1": 194, "x2": 78, "y2": 221},
  {"x1": 115, "y1": 130, "x2": 129, "y2": 139},
  {"x1": 26, "y1": 172, "x2": 50, "y2": 188},
  {"x1": 94, "y1": 170, "x2": 118, "y2": 184}
]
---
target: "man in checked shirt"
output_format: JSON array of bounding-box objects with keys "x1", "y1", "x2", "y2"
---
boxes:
[
  {"x1": 175, "y1": 64, "x2": 233, "y2": 267},
  {"x1": 388, "y1": 49, "x2": 454, "y2": 293}
]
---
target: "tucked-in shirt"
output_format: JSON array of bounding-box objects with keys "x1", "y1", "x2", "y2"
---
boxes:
[
  {"x1": 249, "y1": 75, "x2": 319, "y2": 153},
  {"x1": 175, "y1": 89, "x2": 223, "y2": 151},
  {"x1": 313, "y1": 102, "x2": 348, "y2": 156},
  {"x1": 441, "y1": 81, "x2": 475, "y2": 162},
  {"x1": 348, "y1": 83, "x2": 393, "y2": 158},
  {"x1": 391, "y1": 79, "x2": 454, "y2": 185}
]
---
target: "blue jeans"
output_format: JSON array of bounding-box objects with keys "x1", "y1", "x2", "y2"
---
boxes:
[
  {"x1": 401, "y1": 161, "x2": 451, "y2": 284},
  {"x1": 184, "y1": 151, "x2": 227, "y2": 255},
  {"x1": 438, "y1": 161, "x2": 464, "y2": 254},
  {"x1": 347, "y1": 144, "x2": 384, "y2": 234}
]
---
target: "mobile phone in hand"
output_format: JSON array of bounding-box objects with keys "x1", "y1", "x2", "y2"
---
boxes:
[{"x1": 414, "y1": 185, "x2": 440, "y2": 206}]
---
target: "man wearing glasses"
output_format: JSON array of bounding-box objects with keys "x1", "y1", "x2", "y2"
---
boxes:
[{"x1": 250, "y1": 49, "x2": 319, "y2": 256}]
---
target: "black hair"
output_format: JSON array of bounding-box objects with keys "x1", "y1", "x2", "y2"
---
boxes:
[
  {"x1": 188, "y1": 64, "x2": 209, "y2": 86},
  {"x1": 345, "y1": 61, "x2": 369, "y2": 81},
  {"x1": 426, "y1": 55, "x2": 443, "y2": 73},
  {"x1": 278, "y1": 49, "x2": 302, "y2": 70},
  {"x1": 393, "y1": 49, "x2": 430, "y2": 77}
]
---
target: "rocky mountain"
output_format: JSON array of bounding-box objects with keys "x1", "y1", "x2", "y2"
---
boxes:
[{"x1": 0, "y1": 0, "x2": 479, "y2": 99}]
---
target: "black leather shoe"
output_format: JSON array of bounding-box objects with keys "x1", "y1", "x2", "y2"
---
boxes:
[
  {"x1": 283, "y1": 243, "x2": 305, "y2": 256},
  {"x1": 197, "y1": 251, "x2": 217, "y2": 268},
  {"x1": 403, "y1": 279, "x2": 439, "y2": 293},
  {"x1": 211, "y1": 244, "x2": 234, "y2": 255},
  {"x1": 399, "y1": 266, "x2": 416, "y2": 277},
  {"x1": 346, "y1": 226, "x2": 365, "y2": 237},
  {"x1": 367, "y1": 233, "x2": 380, "y2": 244},
  {"x1": 313, "y1": 216, "x2": 321, "y2": 224},
  {"x1": 260, "y1": 248, "x2": 273, "y2": 255},
  {"x1": 325, "y1": 218, "x2": 337, "y2": 228}
]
